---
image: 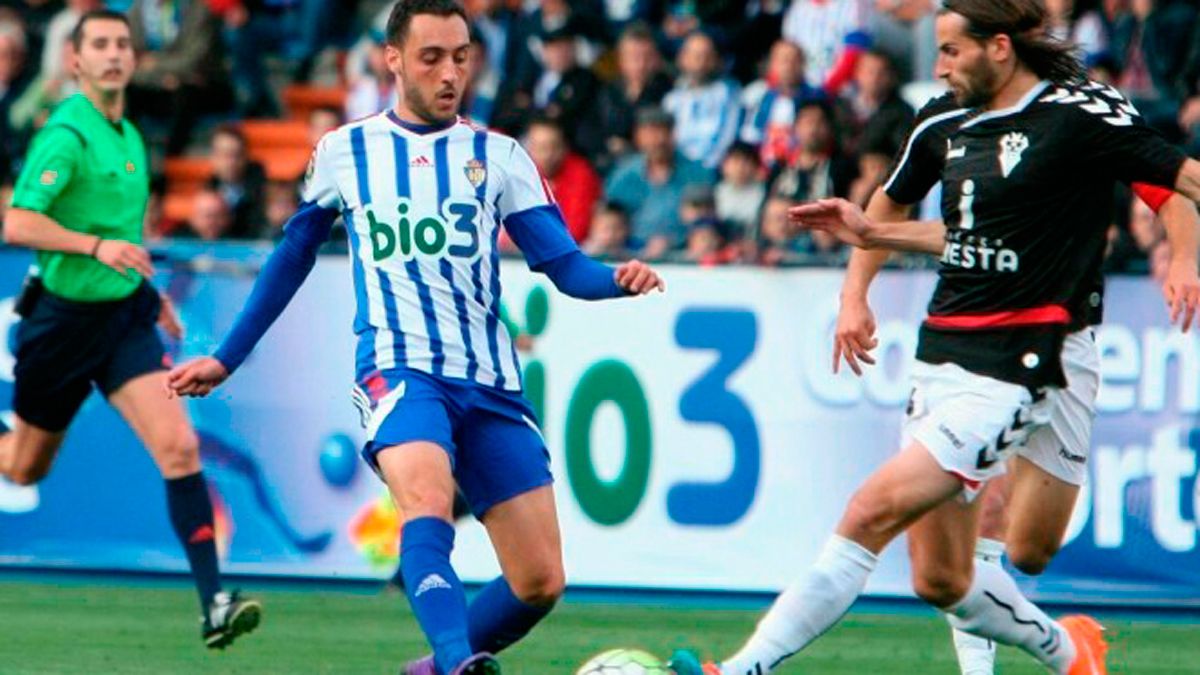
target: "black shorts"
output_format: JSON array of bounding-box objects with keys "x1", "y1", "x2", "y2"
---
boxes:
[{"x1": 13, "y1": 282, "x2": 166, "y2": 432}]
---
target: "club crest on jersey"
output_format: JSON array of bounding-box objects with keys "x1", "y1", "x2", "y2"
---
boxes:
[
  {"x1": 998, "y1": 132, "x2": 1029, "y2": 178},
  {"x1": 464, "y1": 159, "x2": 486, "y2": 189}
]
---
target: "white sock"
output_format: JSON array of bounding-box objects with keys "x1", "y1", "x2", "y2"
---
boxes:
[
  {"x1": 944, "y1": 558, "x2": 1076, "y2": 675},
  {"x1": 721, "y1": 535, "x2": 877, "y2": 675},
  {"x1": 949, "y1": 538, "x2": 1005, "y2": 675}
]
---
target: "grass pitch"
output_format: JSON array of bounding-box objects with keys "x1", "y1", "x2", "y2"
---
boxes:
[{"x1": 0, "y1": 578, "x2": 1193, "y2": 673}]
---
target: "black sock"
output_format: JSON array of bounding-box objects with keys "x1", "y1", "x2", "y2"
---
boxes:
[{"x1": 166, "y1": 472, "x2": 222, "y2": 611}]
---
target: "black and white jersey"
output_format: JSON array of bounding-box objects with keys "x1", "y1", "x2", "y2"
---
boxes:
[{"x1": 884, "y1": 80, "x2": 1187, "y2": 389}]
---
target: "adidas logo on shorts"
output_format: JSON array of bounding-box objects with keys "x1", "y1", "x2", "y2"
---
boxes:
[{"x1": 414, "y1": 574, "x2": 452, "y2": 597}]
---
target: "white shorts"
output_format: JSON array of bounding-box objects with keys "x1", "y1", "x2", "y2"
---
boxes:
[
  {"x1": 902, "y1": 329, "x2": 1099, "y2": 497},
  {"x1": 903, "y1": 360, "x2": 1045, "y2": 499},
  {"x1": 1018, "y1": 329, "x2": 1099, "y2": 486}
]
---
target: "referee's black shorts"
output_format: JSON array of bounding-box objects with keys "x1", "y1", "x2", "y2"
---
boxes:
[{"x1": 13, "y1": 282, "x2": 167, "y2": 432}]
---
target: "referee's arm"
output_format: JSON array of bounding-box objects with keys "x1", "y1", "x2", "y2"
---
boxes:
[{"x1": 4, "y1": 209, "x2": 154, "y2": 280}]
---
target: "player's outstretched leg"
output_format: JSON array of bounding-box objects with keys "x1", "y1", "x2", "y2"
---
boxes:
[
  {"x1": 109, "y1": 371, "x2": 261, "y2": 648},
  {"x1": 378, "y1": 441, "x2": 493, "y2": 674},
  {"x1": 673, "y1": 443, "x2": 963, "y2": 674}
]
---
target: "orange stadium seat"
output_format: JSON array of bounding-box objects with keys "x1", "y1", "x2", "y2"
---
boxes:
[
  {"x1": 258, "y1": 147, "x2": 313, "y2": 182},
  {"x1": 282, "y1": 85, "x2": 347, "y2": 122},
  {"x1": 239, "y1": 119, "x2": 310, "y2": 151},
  {"x1": 163, "y1": 157, "x2": 213, "y2": 194}
]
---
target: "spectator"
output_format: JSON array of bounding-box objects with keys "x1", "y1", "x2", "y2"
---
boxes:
[
  {"x1": 39, "y1": 0, "x2": 99, "y2": 85},
  {"x1": 220, "y1": 0, "x2": 352, "y2": 115},
  {"x1": 1111, "y1": 0, "x2": 1197, "y2": 138},
  {"x1": 767, "y1": 100, "x2": 857, "y2": 202},
  {"x1": 595, "y1": 22, "x2": 672, "y2": 173},
  {"x1": 263, "y1": 180, "x2": 298, "y2": 240},
  {"x1": 605, "y1": 107, "x2": 714, "y2": 259},
  {"x1": 582, "y1": 201, "x2": 634, "y2": 260},
  {"x1": 715, "y1": 142, "x2": 766, "y2": 238},
  {"x1": 507, "y1": 0, "x2": 607, "y2": 91},
  {"x1": 0, "y1": 16, "x2": 32, "y2": 173},
  {"x1": 345, "y1": 29, "x2": 397, "y2": 122},
  {"x1": 840, "y1": 49, "x2": 913, "y2": 157},
  {"x1": 532, "y1": 26, "x2": 602, "y2": 157},
  {"x1": 5, "y1": 0, "x2": 57, "y2": 62},
  {"x1": 662, "y1": 31, "x2": 740, "y2": 170},
  {"x1": 461, "y1": 25, "x2": 499, "y2": 124},
  {"x1": 308, "y1": 106, "x2": 342, "y2": 148},
  {"x1": 127, "y1": 0, "x2": 230, "y2": 155},
  {"x1": 143, "y1": 174, "x2": 168, "y2": 242},
  {"x1": 1045, "y1": 0, "x2": 1111, "y2": 66},
  {"x1": 847, "y1": 142, "x2": 894, "y2": 208},
  {"x1": 680, "y1": 184, "x2": 734, "y2": 265},
  {"x1": 782, "y1": 0, "x2": 873, "y2": 95},
  {"x1": 465, "y1": 0, "x2": 521, "y2": 82},
  {"x1": 206, "y1": 125, "x2": 267, "y2": 239},
  {"x1": 729, "y1": 0, "x2": 787, "y2": 83},
  {"x1": 635, "y1": 0, "x2": 746, "y2": 60},
  {"x1": 756, "y1": 194, "x2": 802, "y2": 266},
  {"x1": 9, "y1": 31, "x2": 77, "y2": 135},
  {"x1": 523, "y1": 116, "x2": 601, "y2": 242},
  {"x1": 740, "y1": 39, "x2": 825, "y2": 168},
  {"x1": 183, "y1": 189, "x2": 234, "y2": 241}
]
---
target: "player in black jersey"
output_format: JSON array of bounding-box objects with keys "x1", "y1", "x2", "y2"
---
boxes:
[
  {"x1": 824, "y1": 80, "x2": 1199, "y2": 675},
  {"x1": 821, "y1": 184, "x2": 1196, "y2": 675},
  {"x1": 670, "y1": 2, "x2": 1200, "y2": 675}
]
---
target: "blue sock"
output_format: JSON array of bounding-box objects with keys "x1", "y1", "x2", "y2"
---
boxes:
[
  {"x1": 401, "y1": 517, "x2": 473, "y2": 673},
  {"x1": 468, "y1": 576, "x2": 553, "y2": 654},
  {"x1": 165, "y1": 472, "x2": 222, "y2": 611}
]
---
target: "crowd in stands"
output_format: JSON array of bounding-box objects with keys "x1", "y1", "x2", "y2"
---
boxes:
[{"x1": 0, "y1": 0, "x2": 1198, "y2": 270}]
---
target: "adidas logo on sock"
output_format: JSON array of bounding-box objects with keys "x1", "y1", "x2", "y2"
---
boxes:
[{"x1": 414, "y1": 574, "x2": 452, "y2": 597}]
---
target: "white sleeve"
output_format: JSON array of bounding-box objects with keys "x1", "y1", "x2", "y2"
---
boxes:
[
  {"x1": 496, "y1": 140, "x2": 554, "y2": 219},
  {"x1": 301, "y1": 133, "x2": 343, "y2": 210}
]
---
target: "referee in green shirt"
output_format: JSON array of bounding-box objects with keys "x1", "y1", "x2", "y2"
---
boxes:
[{"x1": 0, "y1": 10, "x2": 260, "y2": 649}]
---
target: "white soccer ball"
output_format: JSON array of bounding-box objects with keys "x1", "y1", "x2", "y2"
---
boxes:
[{"x1": 576, "y1": 648, "x2": 671, "y2": 674}]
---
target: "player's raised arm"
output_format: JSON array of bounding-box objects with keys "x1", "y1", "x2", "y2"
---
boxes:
[
  {"x1": 498, "y1": 140, "x2": 664, "y2": 298},
  {"x1": 1153, "y1": 192, "x2": 1200, "y2": 332},
  {"x1": 830, "y1": 188, "x2": 926, "y2": 375},
  {"x1": 168, "y1": 138, "x2": 342, "y2": 397}
]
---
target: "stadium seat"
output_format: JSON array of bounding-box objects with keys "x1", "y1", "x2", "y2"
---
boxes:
[{"x1": 282, "y1": 85, "x2": 348, "y2": 122}]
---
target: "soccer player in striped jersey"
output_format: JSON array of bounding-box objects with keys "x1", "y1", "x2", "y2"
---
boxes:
[{"x1": 167, "y1": 2, "x2": 664, "y2": 673}]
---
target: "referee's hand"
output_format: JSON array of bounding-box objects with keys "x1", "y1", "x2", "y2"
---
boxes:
[
  {"x1": 166, "y1": 357, "x2": 229, "y2": 398},
  {"x1": 95, "y1": 240, "x2": 155, "y2": 279}
]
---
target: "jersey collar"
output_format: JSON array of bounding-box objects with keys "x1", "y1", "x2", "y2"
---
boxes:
[
  {"x1": 386, "y1": 110, "x2": 460, "y2": 136},
  {"x1": 959, "y1": 80, "x2": 1051, "y2": 130}
]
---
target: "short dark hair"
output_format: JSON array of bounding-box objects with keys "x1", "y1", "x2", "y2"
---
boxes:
[
  {"x1": 619, "y1": 21, "x2": 656, "y2": 45},
  {"x1": 211, "y1": 123, "x2": 246, "y2": 147},
  {"x1": 71, "y1": 9, "x2": 130, "y2": 50},
  {"x1": 386, "y1": 0, "x2": 469, "y2": 46},
  {"x1": 526, "y1": 115, "x2": 565, "y2": 137},
  {"x1": 941, "y1": 0, "x2": 1085, "y2": 86}
]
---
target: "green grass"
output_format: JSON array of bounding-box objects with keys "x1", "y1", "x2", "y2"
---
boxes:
[{"x1": 0, "y1": 579, "x2": 1194, "y2": 673}]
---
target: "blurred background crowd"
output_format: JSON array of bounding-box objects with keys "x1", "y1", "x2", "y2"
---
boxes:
[{"x1": 0, "y1": 0, "x2": 1198, "y2": 273}]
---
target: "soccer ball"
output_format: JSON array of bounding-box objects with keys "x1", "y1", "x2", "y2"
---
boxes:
[{"x1": 576, "y1": 648, "x2": 671, "y2": 674}]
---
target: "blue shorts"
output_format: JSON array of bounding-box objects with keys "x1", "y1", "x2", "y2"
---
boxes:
[{"x1": 354, "y1": 368, "x2": 552, "y2": 518}]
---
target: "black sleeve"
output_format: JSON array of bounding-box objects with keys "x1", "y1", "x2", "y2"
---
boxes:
[
  {"x1": 881, "y1": 95, "x2": 965, "y2": 206},
  {"x1": 1068, "y1": 87, "x2": 1188, "y2": 188}
]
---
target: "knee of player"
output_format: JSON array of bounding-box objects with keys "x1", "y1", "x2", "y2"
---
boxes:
[
  {"x1": 1008, "y1": 543, "x2": 1055, "y2": 576},
  {"x1": 510, "y1": 563, "x2": 566, "y2": 607},
  {"x1": 911, "y1": 567, "x2": 971, "y2": 608},
  {"x1": 154, "y1": 431, "x2": 202, "y2": 476},
  {"x1": 841, "y1": 489, "x2": 904, "y2": 541}
]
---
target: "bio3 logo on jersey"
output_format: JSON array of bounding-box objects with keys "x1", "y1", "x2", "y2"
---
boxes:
[{"x1": 367, "y1": 198, "x2": 482, "y2": 262}]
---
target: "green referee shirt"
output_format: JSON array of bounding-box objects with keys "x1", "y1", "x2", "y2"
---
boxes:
[{"x1": 10, "y1": 94, "x2": 149, "y2": 302}]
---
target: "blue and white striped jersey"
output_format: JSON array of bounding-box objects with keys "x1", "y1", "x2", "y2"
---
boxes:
[
  {"x1": 662, "y1": 78, "x2": 742, "y2": 170},
  {"x1": 304, "y1": 112, "x2": 572, "y2": 391}
]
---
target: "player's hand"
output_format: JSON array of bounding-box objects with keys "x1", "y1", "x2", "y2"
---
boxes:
[
  {"x1": 157, "y1": 293, "x2": 184, "y2": 340},
  {"x1": 1162, "y1": 258, "x2": 1200, "y2": 333},
  {"x1": 95, "y1": 239, "x2": 155, "y2": 279},
  {"x1": 166, "y1": 357, "x2": 230, "y2": 398},
  {"x1": 615, "y1": 259, "x2": 667, "y2": 295},
  {"x1": 788, "y1": 199, "x2": 874, "y2": 249},
  {"x1": 833, "y1": 295, "x2": 878, "y2": 376}
]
